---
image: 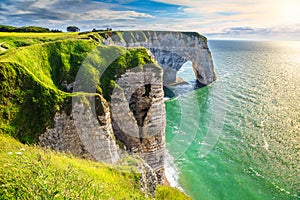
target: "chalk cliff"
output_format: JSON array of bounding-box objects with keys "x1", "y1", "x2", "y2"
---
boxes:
[
  {"x1": 39, "y1": 96, "x2": 120, "y2": 163},
  {"x1": 110, "y1": 64, "x2": 165, "y2": 183},
  {"x1": 102, "y1": 31, "x2": 216, "y2": 85}
]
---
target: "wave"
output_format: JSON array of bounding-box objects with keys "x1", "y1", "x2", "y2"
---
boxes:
[{"x1": 164, "y1": 149, "x2": 184, "y2": 191}]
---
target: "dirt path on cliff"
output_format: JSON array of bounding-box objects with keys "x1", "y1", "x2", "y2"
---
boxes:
[{"x1": 0, "y1": 42, "x2": 7, "y2": 52}]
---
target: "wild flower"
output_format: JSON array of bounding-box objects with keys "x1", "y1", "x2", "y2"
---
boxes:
[
  {"x1": 16, "y1": 152, "x2": 22, "y2": 155},
  {"x1": 8, "y1": 152, "x2": 13, "y2": 155},
  {"x1": 20, "y1": 148, "x2": 26, "y2": 151}
]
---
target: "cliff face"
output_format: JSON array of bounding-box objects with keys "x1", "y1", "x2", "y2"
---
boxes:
[
  {"x1": 110, "y1": 64, "x2": 165, "y2": 183},
  {"x1": 103, "y1": 31, "x2": 216, "y2": 85},
  {"x1": 40, "y1": 63, "x2": 166, "y2": 184},
  {"x1": 39, "y1": 96, "x2": 120, "y2": 163}
]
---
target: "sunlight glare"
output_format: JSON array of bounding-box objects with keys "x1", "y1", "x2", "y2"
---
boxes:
[{"x1": 281, "y1": 0, "x2": 300, "y2": 23}]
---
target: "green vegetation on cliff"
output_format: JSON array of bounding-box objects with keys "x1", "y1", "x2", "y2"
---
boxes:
[
  {"x1": 0, "y1": 33, "x2": 154, "y2": 143},
  {"x1": 0, "y1": 39, "x2": 99, "y2": 143},
  {"x1": 0, "y1": 32, "x2": 191, "y2": 199}
]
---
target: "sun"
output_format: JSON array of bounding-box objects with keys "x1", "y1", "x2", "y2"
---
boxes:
[{"x1": 280, "y1": 0, "x2": 300, "y2": 23}]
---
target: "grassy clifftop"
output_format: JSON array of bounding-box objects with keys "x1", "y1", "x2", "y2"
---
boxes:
[
  {"x1": 0, "y1": 32, "x2": 81, "y2": 50},
  {"x1": 98, "y1": 30, "x2": 207, "y2": 43},
  {"x1": 0, "y1": 38, "x2": 98, "y2": 143}
]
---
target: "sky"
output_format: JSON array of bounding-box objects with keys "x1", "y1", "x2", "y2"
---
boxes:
[{"x1": 0, "y1": 0, "x2": 300, "y2": 40}]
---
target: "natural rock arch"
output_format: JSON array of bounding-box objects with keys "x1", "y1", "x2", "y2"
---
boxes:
[{"x1": 104, "y1": 31, "x2": 216, "y2": 86}]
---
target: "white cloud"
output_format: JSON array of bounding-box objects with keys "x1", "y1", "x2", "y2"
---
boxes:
[{"x1": 71, "y1": 10, "x2": 154, "y2": 21}]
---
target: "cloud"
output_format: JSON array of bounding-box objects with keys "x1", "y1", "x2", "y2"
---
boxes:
[
  {"x1": 229, "y1": 27, "x2": 254, "y2": 31},
  {"x1": 72, "y1": 10, "x2": 154, "y2": 21},
  {"x1": 205, "y1": 24, "x2": 300, "y2": 40},
  {"x1": 0, "y1": 0, "x2": 155, "y2": 30}
]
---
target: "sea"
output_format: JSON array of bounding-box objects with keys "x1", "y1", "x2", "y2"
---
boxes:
[{"x1": 164, "y1": 40, "x2": 300, "y2": 200}]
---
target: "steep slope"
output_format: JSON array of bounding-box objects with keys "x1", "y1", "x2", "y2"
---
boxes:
[{"x1": 0, "y1": 134, "x2": 191, "y2": 199}]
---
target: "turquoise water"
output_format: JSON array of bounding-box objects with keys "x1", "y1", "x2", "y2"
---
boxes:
[{"x1": 165, "y1": 40, "x2": 300, "y2": 200}]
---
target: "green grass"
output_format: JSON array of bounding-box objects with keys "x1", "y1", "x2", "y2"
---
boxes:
[
  {"x1": 0, "y1": 32, "x2": 81, "y2": 50},
  {"x1": 156, "y1": 185, "x2": 191, "y2": 200},
  {"x1": 0, "y1": 134, "x2": 141, "y2": 199},
  {"x1": 0, "y1": 40, "x2": 98, "y2": 89},
  {"x1": 0, "y1": 32, "x2": 74, "y2": 37},
  {"x1": 0, "y1": 134, "x2": 190, "y2": 199},
  {"x1": 0, "y1": 61, "x2": 65, "y2": 143}
]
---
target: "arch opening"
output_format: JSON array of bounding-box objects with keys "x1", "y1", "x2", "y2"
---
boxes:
[
  {"x1": 163, "y1": 60, "x2": 203, "y2": 97},
  {"x1": 176, "y1": 61, "x2": 195, "y2": 84}
]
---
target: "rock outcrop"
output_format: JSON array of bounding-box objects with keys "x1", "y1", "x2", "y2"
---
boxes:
[
  {"x1": 103, "y1": 31, "x2": 216, "y2": 85},
  {"x1": 110, "y1": 64, "x2": 165, "y2": 183},
  {"x1": 39, "y1": 96, "x2": 120, "y2": 163}
]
